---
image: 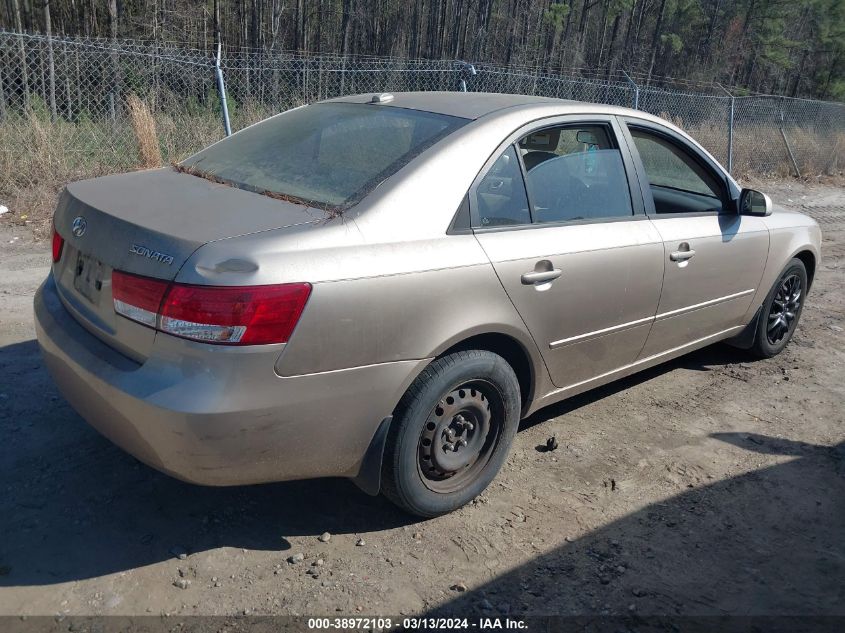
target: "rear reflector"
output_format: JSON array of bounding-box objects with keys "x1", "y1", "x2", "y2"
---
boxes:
[
  {"x1": 111, "y1": 270, "x2": 311, "y2": 346},
  {"x1": 52, "y1": 230, "x2": 64, "y2": 263}
]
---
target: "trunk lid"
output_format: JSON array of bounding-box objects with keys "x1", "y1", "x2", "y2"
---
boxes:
[{"x1": 52, "y1": 168, "x2": 323, "y2": 362}]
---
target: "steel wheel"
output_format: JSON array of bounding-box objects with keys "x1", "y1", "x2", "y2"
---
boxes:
[
  {"x1": 381, "y1": 349, "x2": 521, "y2": 517},
  {"x1": 417, "y1": 380, "x2": 503, "y2": 494},
  {"x1": 767, "y1": 273, "x2": 802, "y2": 345}
]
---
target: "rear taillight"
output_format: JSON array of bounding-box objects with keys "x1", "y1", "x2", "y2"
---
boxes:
[
  {"x1": 52, "y1": 229, "x2": 64, "y2": 262},
  {"x1": 160, "y1": 283, "x2": 312, "y2": 345},
  {"x1": 111, "y1": 270, "x2": 311, "y2": 346},
  {"x1": 112, "y1": 271, "x2": 169, "y2": 328}
]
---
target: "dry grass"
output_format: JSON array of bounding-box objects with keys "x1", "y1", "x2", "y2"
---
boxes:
[
  {"x1": 127, "y1": 94, "x2": 162, "y2": 169},
  {"x1": 659, "y1": 111, "x2": 845, "y2": 180},
  {"x1": 0, "y1": 103, "x2": 233, "y2": 237},
  {"x1": 0, "y1": 111, "x2": 108, "y2": 237}
]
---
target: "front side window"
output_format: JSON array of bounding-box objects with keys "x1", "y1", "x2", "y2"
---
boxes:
[
  {"x1": 181, "y1": 103, "x2": 468, "y2": 210},
  {"x1": 628, "y1": 127, "x2": 726, "y2": 214},
  {"x1": 518, "y1": 124, "x2": 633, "y2": 223}
]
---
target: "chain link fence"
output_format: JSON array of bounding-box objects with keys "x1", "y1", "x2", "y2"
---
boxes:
[{"x1": 2, "y1": 30, "x2": 844, "y2": 228}]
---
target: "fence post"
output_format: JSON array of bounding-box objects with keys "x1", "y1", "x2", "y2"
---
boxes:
[
  {"x1": 455, "y1": 61, "x2": 476, "y2": 92},
  {"x1": 716, "y1": 83, "x2": 734, "y2": 174},
  {"x1": 780, "y1": 96, "x2": 801, "y2": 178},
  {"x1": 0, "y1": 58, "x2": 6, "y2": 122},
  {"x1": 15, "y1": 31, "x2": 30, "y2": 110},
  {"x1": 622, "y1": 70, "x2": 638, "y2": 109},
  {"x1": 45, "y1": 6, "x2": 58, "y2": 122},
  {"x1": 214, "y1": 41, "x2": 232, "y2": 137}
]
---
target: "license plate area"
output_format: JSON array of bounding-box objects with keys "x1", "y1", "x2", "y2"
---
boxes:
[{"x1": 73, "y1": 252, "x2": 106, "y2": 304}]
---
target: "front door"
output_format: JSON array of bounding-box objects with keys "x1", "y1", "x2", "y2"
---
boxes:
[
  {"x1": 472, "y1": 118, "x2": 665, "y2": 390},
  {"x1": 622, "y1": 123, "x2": 770, "y2": 359}
]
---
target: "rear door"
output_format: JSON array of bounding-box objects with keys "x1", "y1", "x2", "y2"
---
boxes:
[
  {"x1": 620, "y1": 119, "x2": 770, "y2": 359},
  {"x1": 472, "y1": 115, "x2": 665, "y2": 390}
]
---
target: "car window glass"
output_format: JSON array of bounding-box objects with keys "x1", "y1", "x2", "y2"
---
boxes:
[
  {"x1": 518, "y1": 125, "x2": 633, "y2": 223},
  {"x1": 628, "y1": 127, "x2": 725, "y2": 214},
  {"x1": 181, "y1": 103, "x2": 468, "y2": 210},
  {"x1": 475, "y1": 145, "x2": 531, "y2": 227}
]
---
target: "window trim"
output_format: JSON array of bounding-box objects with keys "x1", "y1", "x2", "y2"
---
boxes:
[
  {"x1": 470, "y1": 143, "x2": 534, "y2": 229},
  {"x1": 466, "y1": 114, "x2": 646, "y2": 233},
  {"x1": 619, "y1": 116, "x2": 738, "y2": 217},
  {"x1": 513, "y1": 141, "x2": 535, "y2": 224},
  {"x1": 447, "y1": 194, "x2": 473, "y2": 235}
]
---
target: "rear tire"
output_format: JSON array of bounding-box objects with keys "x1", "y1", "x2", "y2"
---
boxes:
[
  {"x1": 751, "y1": 258, "x2": 807, "y2": 358},
  {"x1": 381, "y1": 350, "x2": 521, "y2": 517}
]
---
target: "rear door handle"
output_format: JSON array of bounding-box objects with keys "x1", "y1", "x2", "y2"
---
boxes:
[
  {"x1": 521, "y1": 269, "x2": 563, "y2": 285},
  {"x1": 670, "y1": 248, "x2": 696, "y2": 262}
]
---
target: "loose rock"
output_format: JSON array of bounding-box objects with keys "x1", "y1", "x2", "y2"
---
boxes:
[
  {"x1": 318, "y1": 532, "x2": 331, "y2": 543},
  {"x1": 169, "y1": 546, "x2": 188, "y2": 560},
  {"x1": 173, "y1": 578, "x2": 191, "y2": 590},
  {"x1": 288, "y1": 553, "x2": 305, "y2": 564}
]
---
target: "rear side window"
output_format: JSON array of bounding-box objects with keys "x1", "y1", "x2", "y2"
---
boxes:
[
  {"x1": 181, "y1": 103, "x2": 468, "y2": 210},
  {"x1": 476, "y1": 146, "x2": 532, "y2": 227},
  {"x1": 628, "y1": 127, "x2": 725, "y2": 214},
  {"x1": 519, "y1": 124, "x2": 633, "y2": 223}
]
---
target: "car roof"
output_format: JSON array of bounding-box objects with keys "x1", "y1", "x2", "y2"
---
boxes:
[{"x1": 324, "y1": 91, "x2": 635, "y2": 120}]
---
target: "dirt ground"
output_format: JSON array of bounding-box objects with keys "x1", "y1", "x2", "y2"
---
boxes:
[{"x1": 0, "y1": 179, "x2": 843, "y2": 619}]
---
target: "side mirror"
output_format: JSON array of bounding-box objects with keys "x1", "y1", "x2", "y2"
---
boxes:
[{"x1": 739, "y1": 189, "x2": 773, "y2": 216}]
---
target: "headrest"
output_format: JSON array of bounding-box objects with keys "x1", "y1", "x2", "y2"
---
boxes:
[{"x1": 520, "y1": 129, "x2": 561, "y2": 151}]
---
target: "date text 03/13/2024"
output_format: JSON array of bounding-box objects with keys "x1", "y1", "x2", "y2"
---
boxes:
[{"x1": 306, "y1": 617, "x2": 528, "y2": 630}]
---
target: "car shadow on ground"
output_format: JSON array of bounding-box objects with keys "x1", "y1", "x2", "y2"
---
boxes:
[
  {"x1": 429, "y1": 433, "x2": 845, "y2": 616},
  {"x1": 0, "y1": 339, "x2": 414, "y2": 587},
  {"x1": 519, "y1": 342, "x2": 745, "y2": 434},
  {"x1": 0, "y1": 338, "x2": 819, "y2": 597}
]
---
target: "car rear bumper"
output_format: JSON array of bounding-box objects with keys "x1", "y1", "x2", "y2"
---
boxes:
[{"x1": 34, "y1": 274, "x2": 426, "y2": 486}]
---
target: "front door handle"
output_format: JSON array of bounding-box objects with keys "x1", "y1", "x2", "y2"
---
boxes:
[
  {"x1": 521, "y1": 268, "x2": 563, "y2": 285},
  {"x1": 670, "y1": 245, "x2": 696, "y2": 262}
]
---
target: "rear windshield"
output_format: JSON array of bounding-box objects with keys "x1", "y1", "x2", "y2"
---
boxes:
[{"x1": 180, "y1": 102, "x2": 468, "y2": 210}]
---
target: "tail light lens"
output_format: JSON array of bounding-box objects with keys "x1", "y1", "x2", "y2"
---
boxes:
[
  {"x1": 111, "y1": 270, "x2": 311, "y2": 346},
  {"x1": 113, "y1": 271, "x2": 169, "y2": 328},
  {"x1": 160, "y1": 283, "x2": 312, "y2": 345},
  {"x1": 52, "y1": 229, "x2": 64, "y2": 262}
]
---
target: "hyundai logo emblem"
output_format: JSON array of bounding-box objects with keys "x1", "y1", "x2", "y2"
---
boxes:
[{"x1": 71, "y1": 216, "x2": 87, "y2": 238}]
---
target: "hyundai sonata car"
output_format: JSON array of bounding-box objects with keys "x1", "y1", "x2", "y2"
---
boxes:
[{"x1": 35, "y1": 92, "x2": 821, "y2": 517}]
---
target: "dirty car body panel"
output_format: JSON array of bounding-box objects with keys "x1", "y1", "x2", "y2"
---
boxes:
[{"x1": 35, "y1": 92, "x2": 821, "y2": 493}]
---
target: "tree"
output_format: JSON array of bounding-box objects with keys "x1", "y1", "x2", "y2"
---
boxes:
[{"x1": 0, "y1": 0, "x2": 842, "y2": 99}]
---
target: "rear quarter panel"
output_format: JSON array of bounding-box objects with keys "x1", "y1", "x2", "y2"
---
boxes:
[{"x1": 276, "y1": 238, "x2": 541, "y2": 377}]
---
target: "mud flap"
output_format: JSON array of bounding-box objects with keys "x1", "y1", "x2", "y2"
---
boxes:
[
  {"x1": 350, "y1": 416, "x2": 392, "y2": 496},
  {"x1": 725, "y1": 306, "x2": 763, "y2": 350}
]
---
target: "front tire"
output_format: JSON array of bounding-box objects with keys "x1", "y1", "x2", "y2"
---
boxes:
[
  {"x1": 381, "y1": 350, "x2": 521, "y2": 517},
  {"x1": 751, "y1": 258, "x2": 808, "y2": 358}
]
